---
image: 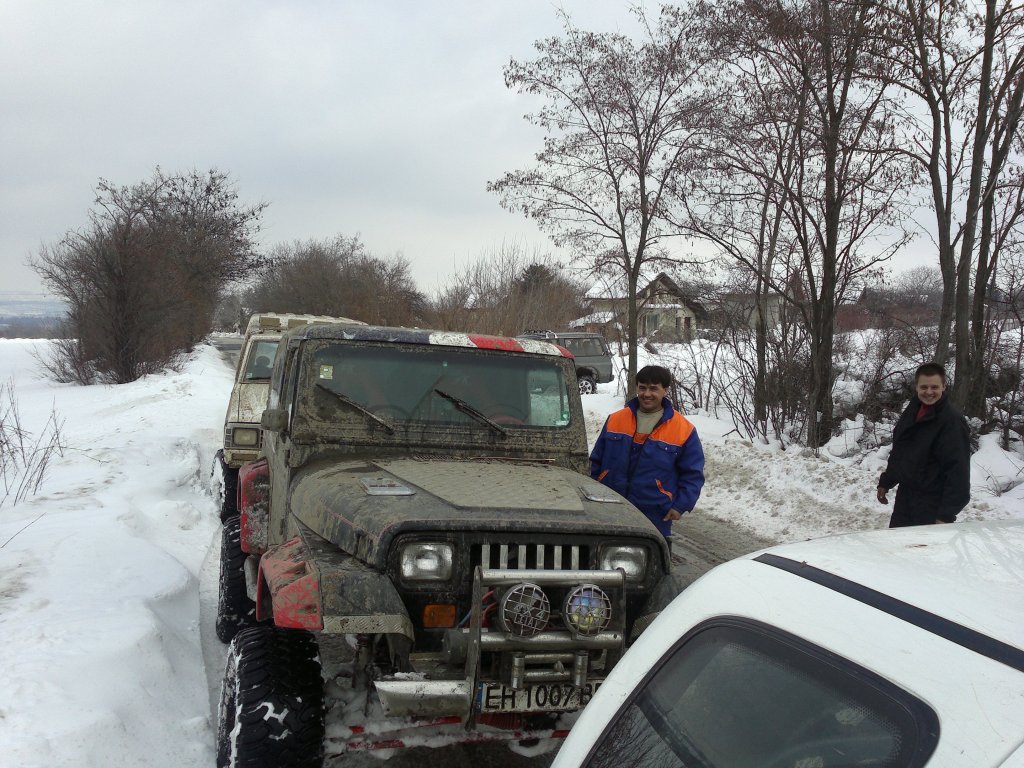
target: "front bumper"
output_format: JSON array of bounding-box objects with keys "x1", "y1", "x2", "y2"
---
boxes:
[{"x1": 374, "y1": 567, "x2": 625, "y2": 718}]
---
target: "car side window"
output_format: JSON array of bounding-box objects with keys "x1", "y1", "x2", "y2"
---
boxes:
[{"x1": 584, "y1": 619, "x2": 938, "y2": 768}]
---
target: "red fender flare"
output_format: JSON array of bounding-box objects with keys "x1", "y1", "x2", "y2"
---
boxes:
[{"x1": 256, "y1": 537, "x2": 323, "y2": 630}]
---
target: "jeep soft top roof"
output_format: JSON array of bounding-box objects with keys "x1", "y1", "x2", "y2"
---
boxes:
[{"x1": 286, "y1": 323, "x2": 574, "y2": 357}]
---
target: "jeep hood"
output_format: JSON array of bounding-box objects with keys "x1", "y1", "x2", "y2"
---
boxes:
[
  {"x1": 225, "y1": 381, "x2": 270, "y2": 425},
  {"x1": 288, "y1": 458, "x2": 662, "y2": 568}
]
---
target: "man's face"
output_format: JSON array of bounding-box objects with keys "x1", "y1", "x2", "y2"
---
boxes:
[
  {"x1": 636, "y1": 381, "x2": 668, "y2": 413},
  {"x1": 916, "y1": 373, "x2": 945, "y2": 405}
]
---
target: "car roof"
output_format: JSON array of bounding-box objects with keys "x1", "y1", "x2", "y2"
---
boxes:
[
  {"x1": 554, "y1": 521, "x2": 1024, "y2": 768},
  {"x1": 285, "y1": 323, "x2": 573, "y2": 357},
  {"x1": 736, "y1": 520, "x2": 1024, "y2": 651}
]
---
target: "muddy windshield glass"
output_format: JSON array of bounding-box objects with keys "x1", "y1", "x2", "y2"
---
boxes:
[{"x1": 308, "y1": 343, "x2": 573, "y2": 428}]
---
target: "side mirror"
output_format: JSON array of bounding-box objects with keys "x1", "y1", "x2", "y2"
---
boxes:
[{"x1": 261, "y1": 408, "x2": 287, "y2": 433}]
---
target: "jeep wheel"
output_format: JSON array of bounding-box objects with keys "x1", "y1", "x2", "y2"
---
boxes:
[
  {"x1": 222, "y1": 466, "x2": 238, "y2": 523},
  {"x1": 216, "y1": 626, "x2": 324, "y2": 768},
  {"x1": 216, "y1": 515, "x2": 256, "y2": 644},
  {"x1": 578, "y1": 375, "x2": 597, "y2": 395},
  {"x1": 214, "y1": 450, "x2": 238, "y2": 522}
]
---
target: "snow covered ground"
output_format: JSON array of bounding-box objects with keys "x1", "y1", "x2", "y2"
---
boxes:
[{"x1": 0, "y1": 338, "x2": 1020, "y2": 768}]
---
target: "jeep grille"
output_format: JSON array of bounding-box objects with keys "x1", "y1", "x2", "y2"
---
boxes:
[{"x1": 475, "y1": 542, "x2": 591, "y2": 571}]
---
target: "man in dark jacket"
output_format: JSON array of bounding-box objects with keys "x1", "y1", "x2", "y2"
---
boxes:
[
  {"x1": 877, "y1": 362, "x2": 971, "y2": 527},
  {"x1": 590, "y1": 365, "x2": 705, "y2": 542}
]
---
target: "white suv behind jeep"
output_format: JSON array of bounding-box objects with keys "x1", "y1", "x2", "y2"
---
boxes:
[
  {"x1": 553, "y1": 520, "x2": 1024, "y2": 768},
  {"x1": 215, "y1": 313, "x2": 361, "y2": 519}
]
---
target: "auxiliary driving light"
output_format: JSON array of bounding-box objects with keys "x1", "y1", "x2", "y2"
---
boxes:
[
  {"x1": 498, "y1": 583, "x2": 551, "y2": 637},
  {"x1": 563, "y1": 584, "x2": 612, "y2": 636}
]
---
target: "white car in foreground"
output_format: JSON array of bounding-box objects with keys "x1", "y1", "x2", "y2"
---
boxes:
[{"x1": 553, "y1": 520, "x2": 1024, "y2": 768}]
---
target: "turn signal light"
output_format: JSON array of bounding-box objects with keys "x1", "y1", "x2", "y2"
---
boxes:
[{"x1": 423, "y1": 604, "x2": 457, "y2": 628}]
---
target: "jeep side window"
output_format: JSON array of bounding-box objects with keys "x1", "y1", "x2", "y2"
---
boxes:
[
  {"x1": 267, "y1": 341, "x2": 298, "y2": 412},
  {"x1": 284, "y1": 345, "x2": 303, "y2": 427},
  {"x1": 528, "y1": 367, "x2": 571, "y2": 426}
]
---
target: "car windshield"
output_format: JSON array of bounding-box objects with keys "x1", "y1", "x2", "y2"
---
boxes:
[
  {"x1": 585, "y1": 623, "x2": 932, "y2": 768},
  {"x1": 242, "y1": 339, "x2": 279, "y2": 381},
  {"x1": 307, "y1": 343, "x2": 573, "y2": 429}
]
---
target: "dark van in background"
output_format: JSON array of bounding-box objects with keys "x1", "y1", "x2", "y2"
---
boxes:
[{"x1": 518, "y1": 330, "x2": 615, "y2": 394}]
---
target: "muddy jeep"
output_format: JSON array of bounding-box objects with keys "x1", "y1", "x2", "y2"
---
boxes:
[
  {"x1": 215, "y1": 313, "x2": 359, "y2": 520},
  {"x1": 215, "y1": 323, "x2": 672, "y2": 767}
]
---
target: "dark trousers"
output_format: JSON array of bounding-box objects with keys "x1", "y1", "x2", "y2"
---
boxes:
[
  {"x1": 888, "y1": 488, "x2": 942, "y2": 528},
  {"x1": 889, "y1": 510, "x2": 926, "y2": 528}
]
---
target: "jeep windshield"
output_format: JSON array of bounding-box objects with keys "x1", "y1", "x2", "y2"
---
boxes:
[{"x1": 306, "y1": 342, "x2": 574, "y2": 429}]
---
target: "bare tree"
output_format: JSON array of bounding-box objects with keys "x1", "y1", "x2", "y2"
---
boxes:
[
  {"x1": 489, "y1": 6, "x2": 719, "y2": 384},
  {"x1": 988, "y1": 243, "x2": 1024, "y2": 452},
  {"x1": 883, "y1": 0, "x2": 1024, "y2": 417},
  {"x1": 681, "y1": 10, "x2": 805, "y2": 433},
  {"x1": 32, "y1": 169, "x2": 264, "y2": 383},
  {"x1": 152, "y1": 169, "x2": 266, "y2": 348},
  {"x1": 427, "y1": 242, "x2": 586, "y2": 335},
  {"x1": 694, "y1": 0, "x2": 914, "y2": 446},
  {"x1": 246, "y1": 235, "x2": 426, "y2": 326}
]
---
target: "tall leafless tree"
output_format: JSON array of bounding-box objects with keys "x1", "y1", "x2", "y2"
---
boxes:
[
  {"x1": 489, "y1": 6, "x2": 719, "y2": 385},
  {"x1": 695, "y1": 0, "x2": 914, "y2": 446},
  {"x1": 882, "y1": 0, "x2": 1024, "y2": 417}
]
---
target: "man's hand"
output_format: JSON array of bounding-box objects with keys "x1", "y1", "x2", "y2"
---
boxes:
[
  {"x1": 663, "y1": 509, "x2": 682, "y2": 522},
  {"x1": 876, "y1": 486, "x2": 889, "y2": 504}
]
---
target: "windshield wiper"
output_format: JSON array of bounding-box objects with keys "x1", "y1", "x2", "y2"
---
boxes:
[
  {"x1": 432, "y1": 388, "x2": 507, "y2": 437},
  {"x1": 316, "y1": 383, "x2": 395, "y2": 434}
]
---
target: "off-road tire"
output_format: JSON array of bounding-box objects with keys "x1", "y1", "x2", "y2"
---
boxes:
[
  {"x1": 216, "y1": 626, "x2": 324, "y2": 768},
  {"x1": 216, "y1": 515, "x2": 256, "y2": 644},
  {"x1": 216, "y1": 450, "x2": 239, "y2": 522},
  {"x1": 578, "y1": 375, "x2": 597, "y2": 395}
]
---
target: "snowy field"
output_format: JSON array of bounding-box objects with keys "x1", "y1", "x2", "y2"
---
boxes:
[{"x1": 0, "y1": 338, "x2": 1021, "y2": 767}]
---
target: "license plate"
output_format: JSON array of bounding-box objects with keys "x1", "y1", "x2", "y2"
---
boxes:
[{"x1": 477, "y1": 680, "x2": 602, "y2": 713}]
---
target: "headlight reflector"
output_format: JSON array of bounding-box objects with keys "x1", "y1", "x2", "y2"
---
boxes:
[
  {"x1": 599, "y1": 544, "x2": 647, "y2": 582},
  {"x1": 563, "y1": 584, "x2": 612, "y2": 636},
  {"x1": 400, "y1": 543, "x2": 453, "y2": 581},
  {"x1": 232, "y1": 427, "x2": 260, "y2": 447}
]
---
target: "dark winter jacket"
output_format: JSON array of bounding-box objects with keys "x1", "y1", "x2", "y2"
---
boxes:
[
  {"x1": 879, "y1": 393, "x2": 971, "y2": 524},
  {"x1": 589, "y1": 397, "x2": 705, "y2": 536}
]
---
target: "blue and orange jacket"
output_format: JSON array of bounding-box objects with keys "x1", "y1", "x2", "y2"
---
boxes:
[{"x1": 589, "y1": 397, "x2": 705, "y2": 536}]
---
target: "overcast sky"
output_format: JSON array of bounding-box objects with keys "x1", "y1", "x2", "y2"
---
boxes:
[
  {"x1": 3, "y1": 1, "x2": 940, "y2": 301},
  {"x1": 1, "y1": 0, "x2": 652, "y2": 296}
]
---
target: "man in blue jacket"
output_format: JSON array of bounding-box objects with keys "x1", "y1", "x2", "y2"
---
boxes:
[{"x1": 590, "y1": 365, "x2": 705, "y2": 544}]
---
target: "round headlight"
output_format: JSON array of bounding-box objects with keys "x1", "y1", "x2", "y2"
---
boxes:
[
  {"x1": 400, "y1": 543, "x2": 453, "y2": 581},
  {"x1": 498, "y1": 583, "x2": 550, "y2": 637},
  {"x1": 563, "y1": 584, "x2": 612, "y2": 636}
]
